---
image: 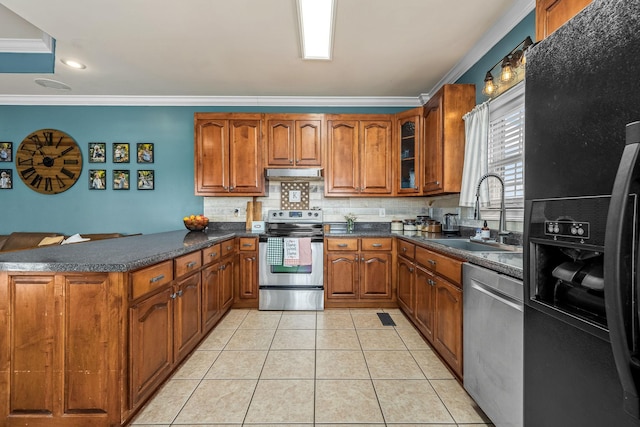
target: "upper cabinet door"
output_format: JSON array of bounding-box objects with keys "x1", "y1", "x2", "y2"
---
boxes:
[
  {"x1": 266, "y1": 119, "x2": 295, "y2": 166},
  {"x1": 326, "y1": 118, "x2": 360, "y2": 194},
  {"x1": 229, "y1": 119, "x2": 263, "y2": 194},
  {"x1": 422, "y1": 84, "x2": 475, "y2": 196},
  {"x1": 295, "y1": 119, "x2": 323, "y2": 167},
  {"x1": 423, "y1": 96, "x2": 444, "y2": 194},
  {"x1": 396, "y1": 107, "x2": 423, "y2": 195},
  {"x1": 194, "y1": 118, "x2": 228, "y2": 195},
  {"x1": 265, "y1": 114, "x2": 323, "y2": 168},
  {"x1": 194, "y1": 113, "x2": 264, "y2": 196},
  {"x1": 359, "y1": 120, "x2": 393, "y2": 195},
  {"x1": 536, "y1": 0, "x2": 592, "y2": 41}
]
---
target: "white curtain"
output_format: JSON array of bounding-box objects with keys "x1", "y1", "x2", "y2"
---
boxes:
[{"x1": 460, "y1": 101, "x2": 489, "y2": 207}]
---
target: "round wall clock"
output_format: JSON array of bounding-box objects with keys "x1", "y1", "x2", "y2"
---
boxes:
[{"x1": 16, "y1": 129, "x2": 83, "y2": 194}]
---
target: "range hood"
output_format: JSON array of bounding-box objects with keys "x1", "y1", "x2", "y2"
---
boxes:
[{"x1": 265, "y1": 168, "x2": 323, "y2": 181}]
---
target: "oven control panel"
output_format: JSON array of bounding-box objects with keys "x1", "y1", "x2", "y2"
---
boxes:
[{"x1": 268, "y1": 209, "x2": 323, "y2": 223}]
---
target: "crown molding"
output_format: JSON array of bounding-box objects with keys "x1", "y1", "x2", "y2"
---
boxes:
[
  {"x1": 426, "y1": 0, "x2": 535, "y2": 100},
  {"x1": 0, "y1": 94, "x2": 422, "y2": 107},
  {"x1": 0, "y1": 32, "x2": 53, "y2": 53}
]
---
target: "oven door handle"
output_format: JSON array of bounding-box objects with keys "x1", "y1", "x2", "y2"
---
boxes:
[
  {"x1": 605, "y1": 120, "x2": 640, "y2": 419},
  {"x1": 259, "y1": 285, "x2": 324, "y2": 290}
]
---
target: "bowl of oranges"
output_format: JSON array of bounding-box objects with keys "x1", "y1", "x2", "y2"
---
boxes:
[{"x1": 183, "y1": 214, "x2": 209, "y2": 231}]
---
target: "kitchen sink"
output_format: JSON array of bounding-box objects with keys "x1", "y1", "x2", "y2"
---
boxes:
[{"x1": 427, "y1": 238, "x2": 521, "y2": 253}]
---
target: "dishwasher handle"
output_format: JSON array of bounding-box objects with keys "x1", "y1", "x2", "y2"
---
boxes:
[{"x1": 470, "y1": 280, "x2": 523, "y2": 312}]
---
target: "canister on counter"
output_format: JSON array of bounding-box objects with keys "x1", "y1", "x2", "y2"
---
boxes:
[{"x1": 391, "y1": 220, "x2": 403, "y2": 232}]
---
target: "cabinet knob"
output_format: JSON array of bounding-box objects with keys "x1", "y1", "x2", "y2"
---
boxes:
[
  {"x1": 223, "y1": 186, "x2": 229, "y2": 190},
  {"x1": 355, "y1": 256, "x2": 359, "y2": 262},
  {"x1": 296, "y1": 159, "x2": 300, "y2": 163},
  {"x1": 409, "y1": 267, "x2": 414, "y2": 272},
  {"x1": 290, "y1": 159, "x2": 293, "y2": 164},
  {"x1": 210, "y1": 252, "x2": 218, "y2": 257},
  {"x1": 428, "y1": 279, "x2": 436, "y2": 286},
  {"x1": 186, "y1": 261, "x2": 197, "y2": 269},
  {"x1": 372, "y1": 243, "x2": 382, "y2": 248},
  {"x1": 337, "y1": 243, "x2": 348, "y2": 248},
  {"x1": 428, "y1": 259, "x2": 436, "y2": 266},
  {"x1": 229, "y1": 186, "x2": 234, "y2": 191},
  {"x1": 402, "y1": 247, "x2": 407, "y2": 252},
  {"x1": 170, "y1": 292, "x2": 177, "y2": 299},
  {"x1": 177, "y1": 290, "x2": 184, "y2": 297}
]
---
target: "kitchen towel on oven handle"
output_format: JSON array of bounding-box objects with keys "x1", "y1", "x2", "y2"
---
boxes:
[
  {"x1": 283, "y1": 238, "x2": 300, "y2": 266},
  {"x1": 267, "y1": 237, "x2": 283, "y2": 265}
]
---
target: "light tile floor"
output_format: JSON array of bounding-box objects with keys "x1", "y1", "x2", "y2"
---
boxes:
[{"x1": 130, "y1": 308, "x2": 493, "y2": 427}]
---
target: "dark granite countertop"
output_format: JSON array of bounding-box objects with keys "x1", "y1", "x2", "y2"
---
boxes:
[
  {"x1": 0, "y1": 230, "x2": 236, "y2": 272},
  {"x1": 0, "y1": 227, "x2": 523, "y2": 280},
  {"x1": 394, "y1": 232, "x2": 523, "y2": 280},
  {"x1": 327, "y1": 230, "x2": 523, "y2": 280}
]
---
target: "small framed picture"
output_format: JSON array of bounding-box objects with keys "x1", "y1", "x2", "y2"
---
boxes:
[
  {"x1": 89, "y1": 142, "x2": 106, "y2": 163},
  {"x1": 0, "y1": 169, "x2": 12, "y2": 189},
  {"x1": 0, "y1": 142, "x2": 12, "y2": 162},
  {"x1": 137, "y1": 143, "x2": 154, "y2": 163},
  {"x1": 89, "y1": 169, "x2": 106, "y2": 190},
  {"x1": 137, "y1": 169, "x2": 154, "y2": 190},
  {"x1": 113, "y1": 169, "x2": 130, "y2": 190},
  {"x1": 113, "y1": 143, "x2": 130, "y2": 163}
]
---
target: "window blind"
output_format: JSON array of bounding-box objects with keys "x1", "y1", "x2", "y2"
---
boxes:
[{"x1": 485, "y1": 82, "x2": 525, "y2": 209}]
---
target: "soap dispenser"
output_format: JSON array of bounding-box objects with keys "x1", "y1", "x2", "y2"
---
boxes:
[{"x1": 481, "y1": 220, "x2": 491, "y2": 239}]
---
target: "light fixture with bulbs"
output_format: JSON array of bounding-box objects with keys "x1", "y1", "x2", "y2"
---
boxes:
[
  {"x1": 482, "y1": 36, "x2": 533, "y2": 98},
  {"x1": 297, "y1": 0, "x2": 336, "y2": 60}
]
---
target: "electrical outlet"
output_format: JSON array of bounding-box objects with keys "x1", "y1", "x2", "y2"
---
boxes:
[{"x1": 379, "y1": 208, "x2": 385, "y2": 217}]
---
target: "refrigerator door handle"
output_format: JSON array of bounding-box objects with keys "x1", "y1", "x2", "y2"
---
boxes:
[{"x1": 605, "y1": 121, "x2": 640, "y2": 419}]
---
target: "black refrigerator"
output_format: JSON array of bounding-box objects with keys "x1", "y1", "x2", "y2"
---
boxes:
[{"x1": 524, "y1": 0, "x2": 640, "y2": 425}]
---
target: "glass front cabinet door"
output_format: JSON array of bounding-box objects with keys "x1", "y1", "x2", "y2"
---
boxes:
[{"x1": 396, "y1": 107, "x2": 422, "y2": 195}]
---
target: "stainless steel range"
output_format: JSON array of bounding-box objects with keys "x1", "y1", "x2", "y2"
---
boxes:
[{"x1": 258, "y1": 209, "x2": 324, "y2": 310}]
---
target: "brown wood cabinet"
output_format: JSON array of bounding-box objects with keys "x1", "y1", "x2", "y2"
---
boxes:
[
  {"x1": 194, "y1": 113, "x2": 264, "y2": 196},
  {"x1": 536, "y1": 0, "x2": 592, "y2": 41},
  {"x1": 0, "y1": 240, "x2": 236, "y2": 427},
  {"x1": 202, "y1": 243, "x2": 222, "y2": 333},
  {"x1": 396, "y1": 107, "x2": 423, "y2": 195},
  {"x1": 264, "y1": 114, "x2": 323, "y2": 167},
  {"x1": 325, "y1": 115, "x2": 393, "y2": 196},
  {"x1": 235, "y1": 237, "x2": 259, "y2": 308},
  {"x1": 0, "y1": 272, "x2": 122, "y2": 427},
  {"x1": 422, "y1": 84, "x2": 475, "y2": 195},
  {"x1": 395, "y1": 238, "x2": 464, "y2": 379},
  {"x1": 325, "y1": 237, "x2": 394, "y2": 307}
]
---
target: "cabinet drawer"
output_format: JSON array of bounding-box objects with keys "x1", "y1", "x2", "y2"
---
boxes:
[
  {"x1": 326, "y1": 238, "x2": 358, "y2": 251},
  {"x1": 175, "y1": 251, "x2": 202, "y2": 278},
  {"x1": 130, "y1": 261, "x2": 173, "y2": 300},
  {"x1": 238, "y1": 237, "x2": 257, "y2": 251},
  {"x1": 202, "y1": 243, "x2": 221, "y2": 265},
  {"x1": 361, "y1": 237, "x2": 392, "y2": 251},
  {"x1": 397, "y1": 239, "x2": 416, "y2": 260},
  {"x1": 221, "y1": 239, "x2": 235, "y2": 257},
  {"x1": 415, "y1": 246, "x2": 462, "y2": 285}
]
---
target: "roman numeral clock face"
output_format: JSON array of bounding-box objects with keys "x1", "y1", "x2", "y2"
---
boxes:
[{"x1": 16, "y1": 129, "x2": 83, "y2": 194}]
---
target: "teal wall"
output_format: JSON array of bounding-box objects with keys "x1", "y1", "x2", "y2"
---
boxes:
[
  {"x1": 456, "y1": 11, "x2": 535, "y2": 104},
  {"x1": 0, "y1": 105, "x2": 404, "y2": 235}
]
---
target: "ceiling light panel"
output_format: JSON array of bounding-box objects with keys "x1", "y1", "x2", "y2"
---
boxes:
[{"x1": 297, "y1": 0, "x2": 335, "y2": 60}]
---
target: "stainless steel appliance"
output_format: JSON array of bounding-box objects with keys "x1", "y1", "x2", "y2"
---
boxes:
[
  {"x1": 259, "y1": 209, "x2": 324, "y2": 310},
  {"x1": 525, "y1": 2, "x2": 640, "y2": 425},
  {"x1": 463, "y1": 263, "x2": 523, "y2": 427}
]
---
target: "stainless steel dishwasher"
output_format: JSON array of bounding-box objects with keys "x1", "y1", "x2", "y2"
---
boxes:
[{"x1": 463, "y1": 263, "x2": 523, "y2": 427}]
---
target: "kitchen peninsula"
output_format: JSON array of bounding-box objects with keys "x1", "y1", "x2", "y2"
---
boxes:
[{"x1": 0, "y1": 228, "x2": 522, "y2": 427}]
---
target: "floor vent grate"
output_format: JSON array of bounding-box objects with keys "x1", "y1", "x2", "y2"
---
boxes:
[{"x1": 376, "y1": 312, "x2": 396, "y2": 326}]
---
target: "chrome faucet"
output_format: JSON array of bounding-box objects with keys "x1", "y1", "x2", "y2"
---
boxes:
[{"x1": 474, "y1": 173, "x2": 510, "y2": 243}]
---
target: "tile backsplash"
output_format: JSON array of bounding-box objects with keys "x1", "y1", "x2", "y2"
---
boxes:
[{"x1": 203, "y1": 180, "x2": 461, "y2": 223}]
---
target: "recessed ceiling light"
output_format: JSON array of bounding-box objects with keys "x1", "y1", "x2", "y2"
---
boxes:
[
  {"x1": 297, "y1": 0, "x2": 335, "y2": 60},
  {"x1": 61, "y1": 59, "x2": 86, "y2": 69},
  {"x1": 34, "y1": 78, "x2": 71, "y2": 90}
]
